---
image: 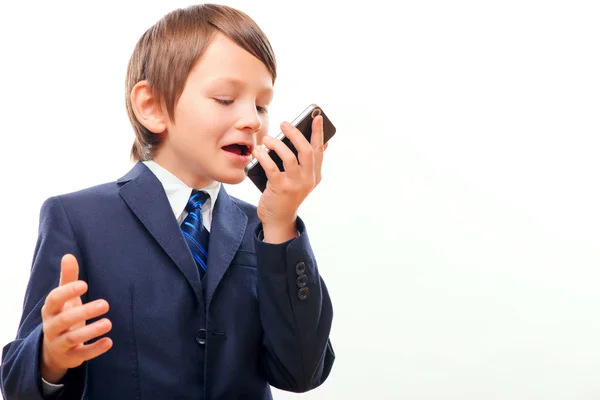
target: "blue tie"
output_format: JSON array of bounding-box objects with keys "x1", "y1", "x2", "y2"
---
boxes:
[{"x1": 181, "y1": 190, "x2": 210, "y2": 278}]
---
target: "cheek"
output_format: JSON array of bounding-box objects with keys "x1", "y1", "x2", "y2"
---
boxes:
[
  {"x1": 259, "y1": 116, "x2": 270, "y2": 139},
  {"x1": 173, "y1": 100, "x2": 223, "y2": 139},
  {"x1": 256, "y1": 123, "x2": 270, "y2": 145},
  {"x1": 257, "y1": 133, "x2": 266, "y2": 145}
]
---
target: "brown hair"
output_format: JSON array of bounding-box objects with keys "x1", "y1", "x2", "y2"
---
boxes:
[{"x1": 125, "y1": 4, "x2": 277, "y2": 161}]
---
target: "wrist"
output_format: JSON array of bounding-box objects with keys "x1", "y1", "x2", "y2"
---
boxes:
[
  {"x1": 261, "y1": 217, "x2": 298, "y2": 244},
  {"x1": 41, "y1": 347, "x2": 67, "y2": 384}
]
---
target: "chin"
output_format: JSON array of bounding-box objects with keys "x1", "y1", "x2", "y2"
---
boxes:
[{"x1": 214, "y1": 170, "x2": 247, "y2": 185}]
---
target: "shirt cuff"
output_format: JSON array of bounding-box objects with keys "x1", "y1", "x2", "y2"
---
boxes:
[{"x1": 42, "y1": 377, "x2": 64, "y2": 396}]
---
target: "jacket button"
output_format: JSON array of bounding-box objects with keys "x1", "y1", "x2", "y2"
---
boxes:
[
  {"x1": 296, "y1": 274, "x2": 308, "y2": 288},
  {"x1": 297, "y1": 287, "x2": 309, "y2": 300},
  {"x1": 196, "y1": 329, "x2": 207, "y2": 345},
  {"x1": 295, "y1": 262, "x2": 306, "y2": 276}
]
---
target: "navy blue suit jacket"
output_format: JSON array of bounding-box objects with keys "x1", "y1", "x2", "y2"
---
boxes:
[{"x1": 1, "y1": 162, "x2": 335, "y2": 399}]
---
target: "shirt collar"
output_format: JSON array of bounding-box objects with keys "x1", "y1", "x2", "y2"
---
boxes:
[{"x1": 142, "y1": 160, "x2": 221, "y2": 220}]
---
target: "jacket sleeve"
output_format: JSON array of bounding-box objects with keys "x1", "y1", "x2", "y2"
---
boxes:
[
  {"x1": 254, "y1": 217, "x2": 335, "y2": 393},
  {"x1": 1, "y1": 197, "x2": 86, "y2": 400}
]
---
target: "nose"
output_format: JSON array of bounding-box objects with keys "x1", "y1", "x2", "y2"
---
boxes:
[{"x1": 236, "y1": 104, "x2": 262, "y2": 133}]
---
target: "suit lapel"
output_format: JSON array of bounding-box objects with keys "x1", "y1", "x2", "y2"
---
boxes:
[
  {"x1": 204, "y1": 185, "x2": 247, "y2": 310},
  {"x1": 117, "y1": 162, "x2": 205, "y2": 308}
]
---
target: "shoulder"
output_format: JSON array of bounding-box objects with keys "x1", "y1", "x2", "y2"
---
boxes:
[
  {"x1": 54, "y1": 181, "x2": 119, "y2": 205},
  {"x1": 39, "y1": 181, "x2": 121, "y2": 218},
  {"x1": 35, "y1": 181, "x2": 121, "y2": 235},
  {"x1": 46, "y1": 161, "x2": 149, "y2": 207}
]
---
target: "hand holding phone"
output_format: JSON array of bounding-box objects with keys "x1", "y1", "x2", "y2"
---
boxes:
[
  {"x1": 245, "y1": 104, "x2": 336, "y2": 192},
  {"x1": 249, "y1": 105, "x2": 336, "y2": 242}
]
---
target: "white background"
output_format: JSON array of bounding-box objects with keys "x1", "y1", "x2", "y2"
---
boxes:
[{"x1": 1, "y1": 0, "x2": 599, "y2": 399}]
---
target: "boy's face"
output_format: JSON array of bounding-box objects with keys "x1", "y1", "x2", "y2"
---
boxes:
[{"x1": 153, "y1": 33, "x2": 273, "y2": 189}]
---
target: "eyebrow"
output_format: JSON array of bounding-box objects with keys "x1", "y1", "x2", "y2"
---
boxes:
[{"x1": 208, "y1": 76, "x2": 273, "y2": 95}]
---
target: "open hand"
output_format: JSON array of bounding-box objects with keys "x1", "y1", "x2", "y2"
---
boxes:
[{"x1": 40, "y1": 254, "x2": 112, "y2": 383}]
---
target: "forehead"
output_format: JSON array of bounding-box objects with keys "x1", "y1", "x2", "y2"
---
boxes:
[{"x1": 188, "y1": 33, "x2": 273, "y2": 94}]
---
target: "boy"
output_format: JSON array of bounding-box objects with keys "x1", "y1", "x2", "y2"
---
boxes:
[{"x1": 0, "y1": 4, "x2": 335, "y2": 399}]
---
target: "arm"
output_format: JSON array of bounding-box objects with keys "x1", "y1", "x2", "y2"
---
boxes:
[
  {"x1": 251, "y1": 111, "x2": 335, "y2": 392},
  {"x1": 1, "y1": 197, "x2": 86, "y2": 400},
  {"x1": 255, "y1": 218, "x2": 335, "y2": 392}
]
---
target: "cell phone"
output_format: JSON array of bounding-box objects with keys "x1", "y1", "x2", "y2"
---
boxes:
[{"x1": 244, "y1": 104, "x2": 337, "y2": 192}]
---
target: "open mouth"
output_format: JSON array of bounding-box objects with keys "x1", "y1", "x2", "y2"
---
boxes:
[{"x1": 222, "y1": 143, "x2": 252, "y2": 156}]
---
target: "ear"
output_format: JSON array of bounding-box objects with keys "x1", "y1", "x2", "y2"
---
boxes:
[{"x1": 130, "y1": 81, "x2": 167, "y2": 134}]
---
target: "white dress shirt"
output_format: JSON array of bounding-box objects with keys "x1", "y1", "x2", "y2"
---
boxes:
[
  {"x1": 142, "y1": 160, "x2": 221, "y2": 230},
  {"x1": 42, "y1": 160, "x2": 221, "y2": 396}
]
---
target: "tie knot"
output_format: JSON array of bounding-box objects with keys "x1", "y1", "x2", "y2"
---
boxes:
[{"x1": 186, "y1": 190, "x2": 209, "y2": 212}]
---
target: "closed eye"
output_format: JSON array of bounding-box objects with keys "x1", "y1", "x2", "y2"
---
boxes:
[
  {"x1": 214, "y1": 99, "x2": 233, "y2": 106},
  {"x1": 256, "y1": 105, "x2": 268, "y2": 114},
  {"x1": 214, "y1": 99, "x2": 268, "y2": 114}
]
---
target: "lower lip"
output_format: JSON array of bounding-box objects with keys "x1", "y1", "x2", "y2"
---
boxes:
[{"x1": 223, "y1": 149, "x2": 253, "y2": 166}]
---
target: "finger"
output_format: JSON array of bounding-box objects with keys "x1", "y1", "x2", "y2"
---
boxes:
[
  {"x1": 311, "y1": 116, "x2": 326, "y2": 182},
  {"x1": 310, "y1": 115, "x2": 325, "y2": 150},
  {"x1": 59, "y1": 254, "x2": 79, "y2": 287},
  {"x1": 262, "y1": 135, "x2": 301, "y2": 177},
  {"x1": 281, "y1": 121, "x2": 314, "y2": 170},
  {"x1": 252, "y1": 145, "x2": 282, "y2": 183},
  {"x1": 67, "y1": 337, "x2": 113, "y2": 363},
  {"x1": 42, "y1": 281, "x2": 88, "y2": 317},
  {"x1": 46, "y1": 299, "x2": 109, "y2": 338},
  {"x1": 56, "y1": 318, "x2": 112, "y2": 351}
]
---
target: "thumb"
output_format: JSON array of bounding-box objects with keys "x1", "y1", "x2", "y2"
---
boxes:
[{"x1": 59, "y1": 254, "x2": 79, "y2": 287}]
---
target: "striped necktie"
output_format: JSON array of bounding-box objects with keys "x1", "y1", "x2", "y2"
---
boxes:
[{"x1": 181, "y1": 190, "x2": 210, "y2": 277}]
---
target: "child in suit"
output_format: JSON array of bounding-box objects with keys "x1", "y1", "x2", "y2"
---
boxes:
[{"x1": 1, "y1": 4, "x2": 335, "y2": 399}]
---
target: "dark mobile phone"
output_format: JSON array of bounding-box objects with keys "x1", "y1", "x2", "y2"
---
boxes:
[{"x1": 244, "y1": 104, "x2": 337, "y2": 192}]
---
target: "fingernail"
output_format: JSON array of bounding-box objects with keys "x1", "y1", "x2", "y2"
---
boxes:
[{"x1": 282, "y1": 121, "x2": 292, "y2": 129}]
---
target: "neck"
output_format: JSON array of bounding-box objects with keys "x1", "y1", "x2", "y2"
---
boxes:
[{"x1": 150, "y1": 155, "x2": 215, "y2": 190}]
